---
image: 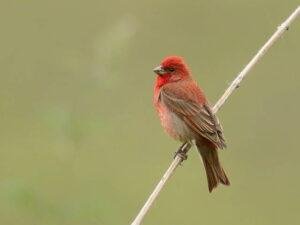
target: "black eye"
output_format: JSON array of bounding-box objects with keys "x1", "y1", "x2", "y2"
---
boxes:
[{"x1": 168, "y1": 68, "x2": 175, "y2": 72}]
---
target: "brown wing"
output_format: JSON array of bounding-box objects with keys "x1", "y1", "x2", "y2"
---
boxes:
[{"x1": 160, "y1": 87, "x2": 226, "y2": 149}]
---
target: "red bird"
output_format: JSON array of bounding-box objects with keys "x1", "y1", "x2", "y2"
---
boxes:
[{"x1": 153, "y1": 56, "x2": 230, "y2": 192}]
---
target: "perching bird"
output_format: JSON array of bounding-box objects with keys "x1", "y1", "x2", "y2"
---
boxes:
[{"x1": 153, "y1": 56, "x2": 230, "y2": 192}]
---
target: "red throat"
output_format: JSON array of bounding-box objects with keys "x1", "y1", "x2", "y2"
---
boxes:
[{"x1": 155, "y1": 74, "x2": 172, "y2": 88}]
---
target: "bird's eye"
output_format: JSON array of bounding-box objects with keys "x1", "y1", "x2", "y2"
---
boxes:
[{"x1": 168, "y1": 68, "x2": 175, "y2": 72}]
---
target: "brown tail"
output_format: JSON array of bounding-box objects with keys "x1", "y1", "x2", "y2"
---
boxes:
[{"x1": 196, "y1": 141, "x2": 230, "y2": 192}]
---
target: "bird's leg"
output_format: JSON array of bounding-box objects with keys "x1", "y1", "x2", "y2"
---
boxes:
[
  {"x1": 174, "y1": 142, "x2": 192, "y2": 162},
  {"x1": 174, "y1": 142, "x2": 187, "y2": 161}
]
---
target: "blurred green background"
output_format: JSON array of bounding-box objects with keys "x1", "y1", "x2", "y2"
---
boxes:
[{"x1": 0, "y1": 1, "x2": 299, "y2": 225}]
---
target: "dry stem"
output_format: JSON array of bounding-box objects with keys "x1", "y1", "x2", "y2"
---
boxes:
[{"x1": 131, "y1": 6, "x2": 300, "y2": 225}]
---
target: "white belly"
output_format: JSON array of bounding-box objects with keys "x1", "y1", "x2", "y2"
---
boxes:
[{"x1": 158, "y1": 104, "x2": 193, "y2": 142}]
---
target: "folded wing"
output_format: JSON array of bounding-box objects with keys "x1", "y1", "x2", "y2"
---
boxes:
[{"x1": 160, "y1": 85, "x2": 226, "y2": 149}]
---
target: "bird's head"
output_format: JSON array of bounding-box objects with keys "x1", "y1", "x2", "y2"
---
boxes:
[{"x1": 153, "y1": 56, "x2": 190, "y2": 87}]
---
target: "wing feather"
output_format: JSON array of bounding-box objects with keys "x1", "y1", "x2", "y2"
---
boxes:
[{"x1": 160, "y1": 86, "x2": 226, "y2": 149}]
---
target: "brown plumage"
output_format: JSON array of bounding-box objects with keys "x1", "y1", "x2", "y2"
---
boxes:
[{"x1": 153, "y1": 56, "x2": 230, "y2": 192}]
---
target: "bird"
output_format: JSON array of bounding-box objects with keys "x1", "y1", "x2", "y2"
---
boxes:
[{"x1": 153, "y1": 55, "x2": 230, "y2": 192}]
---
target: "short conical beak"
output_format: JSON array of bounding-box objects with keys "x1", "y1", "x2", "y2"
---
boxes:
[{"x1": 153, "y1": 65, "x2": 166, "y2": 75}]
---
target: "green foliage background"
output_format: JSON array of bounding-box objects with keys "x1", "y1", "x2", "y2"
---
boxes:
[{"x1": 0, "y1": 1, "x2": 299, "y2": 224}]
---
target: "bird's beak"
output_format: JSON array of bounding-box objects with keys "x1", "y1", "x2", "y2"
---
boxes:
[{"x1": 153, "y1": 65, "x2": 166, "y2": 75}]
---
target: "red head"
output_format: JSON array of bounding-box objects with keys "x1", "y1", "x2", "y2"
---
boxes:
[{"x1": 153, "y1": 56, "x2": 191, "y2": 88}]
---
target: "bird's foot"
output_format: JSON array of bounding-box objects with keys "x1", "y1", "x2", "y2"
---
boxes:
[
  {"x1": 174, "y1": 149, "x2": 188, "y2": 162},
  {"x1": 173, "y1": 142, "x2": 192, "y2": 165}
]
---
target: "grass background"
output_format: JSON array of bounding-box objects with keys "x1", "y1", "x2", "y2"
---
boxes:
[{"x1": 0, "y1": 1, "x2": 299, "y2": 224}]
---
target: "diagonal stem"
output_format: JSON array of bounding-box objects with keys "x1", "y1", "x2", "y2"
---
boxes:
[{"x1": 130, "y1": 6, "x2": 300, "y2": 225}]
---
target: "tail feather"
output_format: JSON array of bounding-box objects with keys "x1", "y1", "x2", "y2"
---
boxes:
[{"x1": 196, "y1": 141, "x2": 230, "y2": 192}]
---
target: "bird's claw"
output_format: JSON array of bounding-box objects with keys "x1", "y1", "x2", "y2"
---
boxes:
[{"x1": 174, "y1": 149, "x2": 188, "y2": 163}]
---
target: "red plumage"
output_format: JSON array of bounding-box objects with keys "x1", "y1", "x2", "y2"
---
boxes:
[{"x1": 153, "y1": 56, "x2": 229, "y2": 192}]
